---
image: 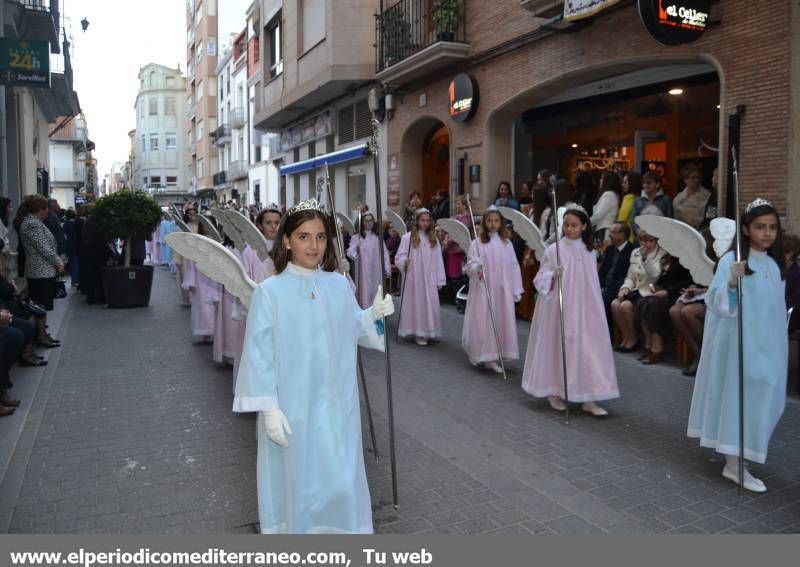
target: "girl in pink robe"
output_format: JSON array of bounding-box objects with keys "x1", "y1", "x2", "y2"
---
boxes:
[
  {"x1": 395, "y1": 209, "x2": 446, "y2": 345},
  {"x1": 213, "y1": 243, "x2": 243, "y2": 364},
  {"x1": 182, "y1": 260, "x2": 221, "y2": 339},
  {"x1": 348, "y1": 212, "x2": 391, "y2": 309},
  {"x1": 462, "y1": 208, "x2": 523, "y2": 372},
  {"x1": 521, "y1": 206, "x2": 619, "y2": 416}
]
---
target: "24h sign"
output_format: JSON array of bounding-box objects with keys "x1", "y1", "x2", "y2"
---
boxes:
[{"x1": 0, "y1": 39, "x2": 50, "y2": 88}]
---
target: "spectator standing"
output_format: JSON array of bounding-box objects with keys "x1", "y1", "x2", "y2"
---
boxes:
[
  {"x1": 62, "y1": 209, "x2": 79, "y2": 285},
  {"x1": 493, "y1": 181, "x2": 520, "y2": 211},
  {"x1": 590, "y1": 172, "x2": 622, "y2": 243},
  {"x1": 632, "y1": 172, "x2": 673, "y2": 233},
  {"x1": 430, "y1": 189, "x2": 450, "y2": 221},
  {"x1": 402, "y1": 191, "x2": 422, "y2": 229},
  {"x1": 673, "y1": 165, "x2": 711, "y2": 229},
  {"x1": 617, "y1": 171, "x2": 641, "y2": 241},
  {"x1": 573, "y1": 171, "x2": 598, "y2": 218},
  {"x1": 44, "y1": 199, "x2": 68, "y2": 257}
]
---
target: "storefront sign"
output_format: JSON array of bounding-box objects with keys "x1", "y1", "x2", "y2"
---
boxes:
[
  {"x1": 279, "y1": 110, "x2": 333, "y2": 152},
  {"x1": 638, "y1": 0, "x2": 711, "y2": 46},
  {"x1": 449, "y1": 74, "x2": 478, "y2": 123},
  {"x1": 564, "y1": 0, "x2": 620, "y2": 22},
  {"x1": 0, "y1": 39, "x2": 50, "y2": 88}
]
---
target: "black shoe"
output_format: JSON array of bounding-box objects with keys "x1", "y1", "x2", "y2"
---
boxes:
[
  {"x1": 19, "y1": 356, "x2": 48, "y2": 367},
  {"x1": 617, "y1": 342, "x2": 640, "y2": 353},
  {"x1": 682, "y1": 366, "x2": 697, "y2": 377}
]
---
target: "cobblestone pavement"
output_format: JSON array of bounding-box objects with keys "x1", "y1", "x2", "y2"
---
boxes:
[{"x1": 2, "y1": 267, "x2": 800, "y2": 534}]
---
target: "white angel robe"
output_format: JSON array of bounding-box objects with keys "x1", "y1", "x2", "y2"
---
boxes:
[
  {"x1": 233, "y1": 263, "x2": 384, "y2": 534},
  {"x1": 687, "y1": 250, "x2": 787, "y2": 463}
]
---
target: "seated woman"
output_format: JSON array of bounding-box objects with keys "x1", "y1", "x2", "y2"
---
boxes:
[
  {"x1": 610, "y1": 230, "x2": 665, "y2": 353},
  {"x1": 635, "y1": 254, "x2": 692, "y2": 364}
]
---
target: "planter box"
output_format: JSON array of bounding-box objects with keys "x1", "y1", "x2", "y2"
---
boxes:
[{"x1": 101, "y1": 265, "x2": 154, "y2": 308}]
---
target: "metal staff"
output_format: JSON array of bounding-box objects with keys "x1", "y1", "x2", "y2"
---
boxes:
[
  {"x1": 395, "y1": 238, "x2": 411, "y2": 344},
  {"x1": 550, "y1": 188, "x2": 570, "y2": 424},
  {"x1": 320, "y1": 165, "x2": 380, "y2": 463},
  {"x1": 731, "y1": 145, "x2": 745, "y2": 495},
  {"x1": 464, "y1": 199, "x2": 508, "y2": 381},
  {"x1": 368, "y1": 117, "x2": 399, "y2": 509}
]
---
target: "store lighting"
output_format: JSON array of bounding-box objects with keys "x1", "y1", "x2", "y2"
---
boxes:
[
  {"x1": 668, "y1": 88, "x2": 684, "y2": 96},
  {"x1": 571, "y1": 143, "x2": 578, "y2": 148},
  {"x1": 716, "y1": 104, "x2": 721, "y2": 110}
]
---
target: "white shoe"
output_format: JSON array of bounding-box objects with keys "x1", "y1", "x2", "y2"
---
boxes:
[
  {"x1": 722, "y1": 465, "x2": 767, "y2": 493},
  {"x1": 581, "y1": 402, "x2": 608, "y2": 417},
  {"x1": 485, "y1": 361, "x2": 504, "y2": 374},
  {"x1": 414, "y1": 337, "x2": 428, "y2": 346},
  {"x1": 548, "y1": 396, "x2": 567, "y2": 412}
]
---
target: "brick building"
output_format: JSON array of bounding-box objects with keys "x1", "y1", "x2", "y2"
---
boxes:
[{"x1": 378, "y1": 0, "x2": 800, "y2": 229}]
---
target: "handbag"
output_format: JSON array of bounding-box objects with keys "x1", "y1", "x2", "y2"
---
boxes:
[
  {"x1": 55, "y1": 277, "x2": 67, "y2": 299},
  {"x1": 14, "y1": 297, "x2": 47, "y2": 318}
]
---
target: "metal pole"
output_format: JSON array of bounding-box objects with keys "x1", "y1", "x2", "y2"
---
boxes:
[
  {"x1": 368, "y1": 116, "x2": 399, "y2": 509},
  {"x1": 464, "y1": 199, "x2": 508, "y2": 381},
  {"x1": 731, "y1": 145, "x2": 744, "y2": 496},
  {"x1": 550, "y1": 188, "x2": 570, "y2": 424},
  {"x1": 395, "y1": 240, "x2": 410, "y2": 344},
  {"x1": 0, "y1": 0, "x2": 8, "y2": 203},
  {"x1": 357, "y1": 350, "x2": 379, "y2": 461}
]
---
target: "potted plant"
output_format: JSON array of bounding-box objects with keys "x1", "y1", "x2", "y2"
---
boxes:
[
  {"x1": 91, "y1": 190, "x2": 162, "y2": 308},
  {"x1": 432, "y1": 0, "x2": 459, "y2": 42},
  {"x1": 378, "y1": 6, "x2": 412, "y2": 68}
]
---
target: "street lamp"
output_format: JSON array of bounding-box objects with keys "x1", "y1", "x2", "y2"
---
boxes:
[{"x1": 81, "y1": 18, "x2": 90, "y2": 32}]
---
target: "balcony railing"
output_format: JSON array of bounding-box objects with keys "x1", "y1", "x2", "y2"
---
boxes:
[
  {"x1": 230, "y1": 107, "x2": 246, "y2": 129},
  {"x1": 376, "y1": 0, "x2": 466, "y2": 72},
  {"x1": 228, "y1": 160, "x2": 248, "y2": 180},
  {"x1": 50, "y1": 167, "x2": 84, "y2": 183},
  {"x1": 187, "y1": 26, "x2": 195, "y2": 46},
  {"x1": 190, "y1": 139, "x2": 198, "y2": 155},
  {"x1": 211, "y1": 124, "x2": 231, "y2": 146},
  {"x1": 213, "y1": 171, "x2": 227, "y2": 186},
  {"x1": 16, "y1": 0, "x2": 61, "y2": 54}
]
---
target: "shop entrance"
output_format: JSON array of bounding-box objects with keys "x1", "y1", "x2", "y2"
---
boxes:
[
  {"x1": 421, "y1": 123, "x2": 450, "y2": 205},
  {"x1": 399, "y1": 117, "x2": 452, "y2": 209}
]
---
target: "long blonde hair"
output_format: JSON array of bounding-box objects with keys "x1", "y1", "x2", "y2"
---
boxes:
[{"x1": 411, "y1": 211, "x2": 437, "y2": 248}]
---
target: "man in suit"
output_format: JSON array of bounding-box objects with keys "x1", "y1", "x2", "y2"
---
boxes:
[{"x1": 599, "y1": 222, "x2": 634, "y2": 339}]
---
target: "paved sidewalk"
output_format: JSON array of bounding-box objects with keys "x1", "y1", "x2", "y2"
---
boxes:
[{"x1": 2, "y1": 266, "x2": 800, "y2": 534}]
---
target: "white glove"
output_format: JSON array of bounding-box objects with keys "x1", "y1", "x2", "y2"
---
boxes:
[
  {"x1": 553, "y1": 266, "x2": 564, "y2": 279},
  {"x1": 474, "y1": 256, "x2": 485, "y2": 269},
  {"x1": 339, "y1": 258, "x2": 350, "y2": 273},
  {"x1": 371, "y1": 286, "x2": 395, "y2": 320},
  {"x1": 514, "y1": 294, "x2": 522, "y2": 303},
  {"x1": 729, "y1": 261, "x2": 746, "y2": 287},
  {"x1": 261, "y1": 408, "x2": 292, "y2": 448}
]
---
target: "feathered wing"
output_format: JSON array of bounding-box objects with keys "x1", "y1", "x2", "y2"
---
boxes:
[
  {"x1": 170, "y1": 203, "x2": 182, "y2": 218},
  {"x1": 198, "y1": 214, "x2": 223, "y2": 243},
  {"x1": 173, "y1": 215, "x2": 191, "y2": 233},
  {"x1": 336, "y1": 212, "x2": 356, "y2": 235},
  {"x1": 497, "y1": 206, "x2": 545, "y2": 261},
  {"x1": 225, "y1": 209, "x2": 271, "y2": 262},
  {"x1": 210, "y1": 209, "x2": 245, "y2": 252},
  {"x1": 436, "y1": 218, "x2": 472, "y2": 254},
  {"x1": 165, "y1": 232, "x2": 256, "y2": 307},
  {"x1": 385, "y1": 209, "x2": 408, "y2": 236},
  {"x1": 710, "y1": 217, "x2": 737, "y2": 260},
  {"x1": 634, "y1": 215, "x2": 714, "y2": 286}
]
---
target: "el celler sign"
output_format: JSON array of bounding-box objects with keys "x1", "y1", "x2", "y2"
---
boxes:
[
  {"x1": 0, "y1": 39, "x2": 51, "y2": 88},
  {"x1": 638, "y1": 0, "x2": 711, "y2": 46},
  {"x1": 449, "y1": 73, "x2": 478, "y2": 123}
]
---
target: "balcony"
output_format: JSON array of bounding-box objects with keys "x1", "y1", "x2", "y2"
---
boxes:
[
  {"x1": 228, "y1": 160, "x2": 248, "y2": 181},
  {"x1": 15, "y1": 0, "x2": 61, "y2": 54},
  {"x1": 211, "y1": 124, "x2": 231, "y2": 146},
  {"x1": 519, "y1": 0, "x2": 564, "y2": 18},
  {"x1": 50, "y1": 167, "x2": 84, "y2": 184},
  {"x1": 375, "y1": 0, "x2": 468, "y2": 86},
  {"x1": 187, "y1": 26, "x2": 195, "y2": 47},
  {"x1": 213, "y1": 171, "x2": 227, "y2": 187},
  {"x1": 230, "y1": 107, "x2": 246, "y2": 129}
]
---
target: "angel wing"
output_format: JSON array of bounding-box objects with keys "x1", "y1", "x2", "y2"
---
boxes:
[
  {"x1": 384, "y1": 209, "x2": 407, "y2": 236},
  {"x1": 634, "y1": 215, "x2": 714, "y2": 286},
  {"x1": 710, "y1": 217, "x2": 736, "y2": 260},
  {"x1": 165, "y1": 232, "x2": 256, "y2": 307},
  {"x1": 336, "y1": 212, "x2": 356, "y2": 235},
  {"x1": 173, "y1": 215, "x2": 191, "y2": 233},
  {"x1": 226, "y1": 209, "x2": 271, "y2": 262},
  {"x1": 170, "y1": 202, "x2": 182, "y2": 218},
  {"x1": 497, "y1": 206, "x2": 545, "y2": 261},
  {"x1": 436, "y1": 218, "x2": 472, "y2": 254},
  {"x1": 198, "y1": 214, "x2": 223, "y2": 243},
  {"x1": 210, "y1": 209, "x2": 245, "y2": 252}
]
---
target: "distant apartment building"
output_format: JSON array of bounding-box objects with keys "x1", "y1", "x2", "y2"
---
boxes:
[
  {"x1": 48, "y1": 115, "x2": 92, "y2": 208},
  {"x1": 132, "y1": 63, "x2": 187, "y2": 199}
]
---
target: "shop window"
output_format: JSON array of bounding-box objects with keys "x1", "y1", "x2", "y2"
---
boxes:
[{"x1": 347, "y1": 169, "x2": 366, "y2": 212}]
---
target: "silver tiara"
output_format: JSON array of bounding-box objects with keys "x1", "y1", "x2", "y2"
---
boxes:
[
  {"x1": 287, "y1": 198, "x2": 326, "y2": 217},
  {"x1": 415, "y1": 208, "x2": 431, "y2": 217},
  {"x1": 745, "y1": 198, "x2": 773, "y2": 214},
  {"x1": 565, "y1": 203, "x2": 588, "y2": 216},
  {"x1": 264, "y1": 202, "x2": 282, "y2": 213},
  {"x1": 483, "y1": 205, "x2": 500, "y2": 214}
]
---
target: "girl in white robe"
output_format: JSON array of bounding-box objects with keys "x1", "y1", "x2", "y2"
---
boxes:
[{"x1": 234, "y1": 201, "x2": 393, "y2": 534}]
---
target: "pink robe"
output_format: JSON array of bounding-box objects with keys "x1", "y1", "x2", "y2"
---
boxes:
[
  {"x1": 462, "y1": 233, "x2": 523, "y2": 364},
  {"x1": 212, "y1": 248, "x2": 243, "y2": 364},
  {"x1": 521, "y1": 237, "x2": 619, "y2": 402},
  {"x1": 347, "y1": 232, "x2": 391, "y2": 309},
  {"x1": 150, "y1": 225, "x2": 161, "y2": 264},
  {"x1": 394, "y1": 232, "x2": 446, "y2": 339},
  {"x1": 182, "y1": 260, "x2": 221, "y2": 338}
]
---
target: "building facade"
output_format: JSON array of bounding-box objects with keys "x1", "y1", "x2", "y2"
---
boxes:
[
  {"x1": 48, "y1": 115, "x2": 91, "y2": 208},
  {"x1": 133, "y1": 64, "x2": 188, "y2": 200},
  {"x1": 186, "y1": 0, "x2": 220, "y2": 201},
  {"x1": 253, "y1": 0, "x2": 384, "y2": 215},
  {"x1": 377, "y1": 0, "x2": 800, "y2": 230}
]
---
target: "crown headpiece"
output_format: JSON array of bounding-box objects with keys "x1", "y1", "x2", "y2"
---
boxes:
[
  {"x1": 264, "y1": 202, "x2": 282, "y2": 214},
  {"x1": 565, "y1": 203, "x2": 588, "y2": 216},
  {"x1": 415, "y1": 207, "x2": 431, "y2": 217},
  {"x1": 287, "y1": 198, "x2": 327, "y2": 217},
  {"x1": 484, "y1": 205, "x2": 500, "y2": 214},
  {"x1": 745, "y1": 198, "x2": 773, "y2": 215}
]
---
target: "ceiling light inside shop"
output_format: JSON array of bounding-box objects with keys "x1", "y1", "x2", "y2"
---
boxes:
[
  {"x1": 668, "y1": 88, "x2": 684, "y2": 96},
  {"x1": 716, "y1": 104, "x2": 721, "y2": 109},
  {"x1": 571, "y1": 143, "x2": 578, "y2": 148}
]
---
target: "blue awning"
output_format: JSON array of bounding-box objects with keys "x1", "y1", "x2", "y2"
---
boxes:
[{"x1": 279, "y1": 143, "x2": 369, "y2": 176}]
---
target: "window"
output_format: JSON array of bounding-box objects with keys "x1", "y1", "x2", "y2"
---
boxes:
[
  {"x1": 197, "y1": 40, "x2": 203, "y2": 64},
  {"x1": 165, "y1": 97, "x2": 176, "y2": 116},
  {"x1": 198, "y1": 158, "x2": 204, "y2": 178},
  {"x1": 255, "y1": 145, "x2": 262, "y2": 162},
  {"x1": 150, "y1": 176, "x2": 161, "y2": 185},
  {"x1": 300, "y1": 0, "x2": 325, "y2": 52},
  {"x1": 150, "y1": 134, "x2": 159, "y2": 151},
  {"x1": 139, "y1": 101, "x2": 145, "y2": 118},
  {"x1": 266, "y1": 12, "x2": 283, "y2": 79},
  {"x1": 338, "y1": 99, "x2": 372, "y2": 144},
  {"x1": 254, "y1": 182, "x2": 260, "y2": 205},
  {"x1": 140, "y1": 135, "x2": 146, "y2": 152},
  {"x1": 149, "y1": 98, "x2": 158, "y2": 116},
  {"x1": 166, "y1": 176, "x2": 178, "y2": 186},
  {"x1": 165, "y1": 133, "x2": 177, "y2": 149},
  {"x1": 166, "y1": 76, "x2": 175, "y2": 88}
]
